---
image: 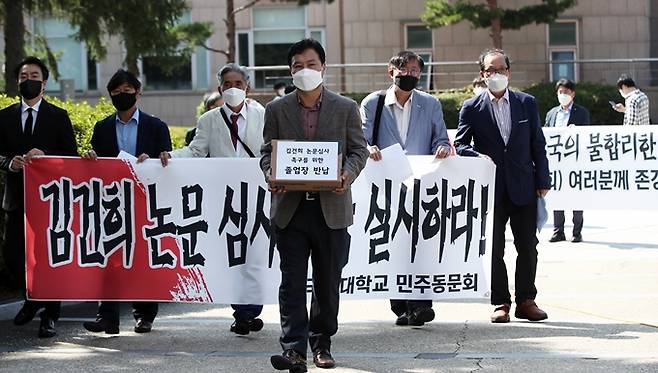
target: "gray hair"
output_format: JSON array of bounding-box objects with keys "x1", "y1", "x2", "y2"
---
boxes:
[{"x1": 217, "y1": 63, "x2": 250, "y2": 85}]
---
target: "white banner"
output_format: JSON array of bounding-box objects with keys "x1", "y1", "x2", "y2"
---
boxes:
[{"x1": 129, "y1": 146, "x2": 496, "y2": 304}]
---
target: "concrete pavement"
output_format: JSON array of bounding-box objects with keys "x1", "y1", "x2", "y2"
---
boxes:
[{"x1": 1, "y1": 209, "x2": 657, "y2": 372}]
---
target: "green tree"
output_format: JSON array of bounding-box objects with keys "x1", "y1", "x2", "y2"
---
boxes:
[
  {"x1": 1, "y1": 0, "x2": 64, "y2": 96},
  {"x1": 63, "y1": 0, "x2": 212, "y2": 75},
  {"x1": 422, "y1": 0, "x2": 577, "y2": 49}
]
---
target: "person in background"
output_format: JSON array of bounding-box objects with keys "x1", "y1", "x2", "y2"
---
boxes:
[
  {"x1": 272, "y1": 81, "x2": 287, "y2": 100},
  {"x1": 472, "y1": 76, "x2": 487, "y2": 96},
  {"x1": 544, "y1": 78, "x2": 590, "y2": 243},
  {"x1": 613, "y1": 74, "x2": 650, "y2": 126},
  {"x1": 187, "y1": 92, "x2": 224, "y2": 146}
]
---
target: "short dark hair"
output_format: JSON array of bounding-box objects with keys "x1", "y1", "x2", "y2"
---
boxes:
[
  {"x1": 284, "y1": 84, "x2": 296, "y2": 94},
  {"x1": 389, "y1": 51, "x2": 425, "y2": 71},
  {"x1": 555, "y1": 78, "x2": 576, "y2": 92},
  {"x1": 273, "y1": 81, "x2": 287, "y2": 90},
  {"x1": 14, "y1": 56, "x2": 50, "y2": 81},
  {"x1": 478, "y1": 48, "x2": 510, "y2": 71},
  {"x1": 617, "y1": 74, "x2": 636, "y2": 89},
  {"x1": 286, "y1": 38, "x2": 326, "y2": 67},
  {"x1": 106, "y1": 69, "x2": 142, "y2": 93}
]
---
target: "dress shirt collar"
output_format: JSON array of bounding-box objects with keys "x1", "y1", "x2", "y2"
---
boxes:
[
  {"x1": 385, "y1": 85, "x2": 414, "y2": 108},
  {"x1": 116, "y1": 108, "x2": 140, "y2": 125},
  {"x1": 223, "y1": 101, "x2": 249, "y2": 119},
  {"x1": 487, "y1": 89, "x2": 509, "y2": 103},
  {"x1": 21, "y1": 98, "x2": 42, "y2": 113}
]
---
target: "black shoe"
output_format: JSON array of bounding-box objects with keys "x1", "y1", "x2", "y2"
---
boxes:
[
  {"x1": 313, "y1": 349, "x2": 336, "y2": 368},
  {"x1": 271, "y1": 349, "x2": 307, "y2": 372},
  {"x1": 38, "y1": 317, "x2": 56, "y2": 338},
  {"x1": 408, "y1": 307, "x2": 435, "y2": 326},
  {"x1": 230, "y1": 318, "x2": 263, "y2": 335},
  {"x1": 83, "y1": 318, "x2": 119, "y2": 334},
  {"x1": 13, "y1": 304, "x2": 39, "y2": 326},
  {"x1": 549, "y1": 232, "x2": 566, "y2": 242},
  {"x1": 134, "y1": 319, "x2": 152, "y2": 333},
  {"x1": 395, "y1": 312, "x2": 410, "y2": 326},
  {"x1": 571, "y1": 234, "x2": 583, "y2": 243}
]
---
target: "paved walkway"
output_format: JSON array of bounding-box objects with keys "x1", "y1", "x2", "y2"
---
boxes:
[{"x1": 1, "y1": 210, "x2": 657, "y2": 372}]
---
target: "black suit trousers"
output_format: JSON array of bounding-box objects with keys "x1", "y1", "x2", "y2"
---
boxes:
[
  {"x1": 491, "y1": 194, "x2": 539, "y2": 306},
  {"x1": 275, "y1": 199, "x2": 350, "y2": 355},
  {"x1": 3, "y1": 211, "x2": 60, "y2": 320},
  {"x1": 97, "y1": 301, "x2": 159, "y2": 324},
  {"x1": 553, "y1": 210, "x2": 584, "y2": 236}
]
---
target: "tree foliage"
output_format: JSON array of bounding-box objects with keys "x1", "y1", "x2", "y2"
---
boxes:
[{"x1": 422, "y1": 0, "x2": 577, "y2": 48}]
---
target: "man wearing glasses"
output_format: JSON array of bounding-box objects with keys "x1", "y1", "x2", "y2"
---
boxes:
[
  {"x1": 454, "y1": 49, "x2": 551, "y2": 324},
  {"x1": 361, "y1": 50, "x2": 451, "y2": 327}
]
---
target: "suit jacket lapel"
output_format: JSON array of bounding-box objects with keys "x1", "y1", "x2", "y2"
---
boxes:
[
  {"x1": 31, "y1": 100, "x2": 49, "y2": 138},
  {"x1": 282, "y1": 94, "x2": 305, "y2": 139},
  {"x1": 135, "y1": 111, "x2": 147, "y2": 156},
  {"x1": 107, "y1": 114, "x2": 121, "y2": 156},
  {"x1": 508, "y1": 91, "x2": 522, "y2": 143},
  {"x1": 480, "y1": 96, "x2": 505, "y2": 146},
  {"x1": 405, "y1": 91, "x2": 421, "y2": 147}
]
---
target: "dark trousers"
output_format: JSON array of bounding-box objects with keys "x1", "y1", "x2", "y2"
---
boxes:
[
  {"x1": 276, "y1": 199, "x2": 350, "y2": 355},
  {"x1": 96, "y1": 301, "x2": 159, "y2": 325},
  {"x1": 553, "y1": 210, "x2": 583, "y2": 236},
  {"x1": 491, "y1": 194, "x2": 539, "y2": 306},
  {"x1": 231, "y1": 304, "x2": 263, "y2": 321},
  {"x1": 2, "y1": 211, "x2": 60, "y2": 320},
  {"x1": 389, "y1": 299, "x2": 432, "y2": 317}
]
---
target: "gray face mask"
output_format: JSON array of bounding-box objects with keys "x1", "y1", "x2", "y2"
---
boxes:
[{"x1": 485, "y1": 73, "x2": 508, "y2": 93}]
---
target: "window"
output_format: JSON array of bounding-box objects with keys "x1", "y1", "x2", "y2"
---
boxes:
[
  {"x1": 404, "y1": 24, "x2": 433, "y2": 90},
  {"x1": 548, "y1": 20, "x2": 578, "y2": 81},
  {"x1": 33, "y1": 18, "x2": 90, "y2": 92},
  {"x1": 141, "y1": 12, "x2": 209, "y2": 91}
]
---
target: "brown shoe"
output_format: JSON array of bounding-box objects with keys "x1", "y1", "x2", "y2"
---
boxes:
[
  {"x1": 515, "y1": 299, "x2": 548, "y2": 321},
  {"x1": 490, "y1": 304, "x2": 511, "y2": 323},
  {"x1": 313, "y1": 349, "x2": 335, "y2": 369}
]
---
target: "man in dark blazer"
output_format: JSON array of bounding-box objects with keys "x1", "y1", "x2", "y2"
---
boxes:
[
  {"x1": 0, "y1": 56, "x2": 78, "y2": 338},
  {"x1": 82, "y1": 69, "x2": 171, "y2": 335},
  {"x1": 454, "y1": 49, "x2": 551, "y2": 324},
  {"x1": 544, "y1": 79, "x2": 590, "y2": 243},
  {"x1": 261, "y1": 39, "x2": 368, "y2": 372}
]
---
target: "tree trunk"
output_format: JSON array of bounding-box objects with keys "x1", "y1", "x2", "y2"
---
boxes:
[
  {"x1": 226, "y1": 0, "x2": 236, "y2": 63},
  {"x1": 3, "y1": 0, "x2": 26, "y2": 96},
  {"x1": 123, "y1": 36, "x2": 140, "y2": 76},
  {"x1": 487, "y1": 0, "x2": 503, "y2": 49}
]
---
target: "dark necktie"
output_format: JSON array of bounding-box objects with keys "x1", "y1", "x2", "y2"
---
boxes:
[
  {"x1": 24, "y1": 108, "x2": 34, "y2": 145},
  {"x1": 230, "y1": 114, "x2": 239, "y2": 149}
]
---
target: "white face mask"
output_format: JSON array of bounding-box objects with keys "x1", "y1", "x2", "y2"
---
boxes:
[
  {"x1": 222, "y1": 87, "x2": 246, "y2": 108},
  {"x1": 557, "y1": 93, "x2": 573, "y2": 107},
  {"x1": 276, "y1": 88, "x2": 286, "y2": 97},
  {"x1": 619, "y1": 89, "x2": 630, "y2": 99},
  {"x1": 473, "y1": 87, "x2": 485, "y2": 96},
  {"x1": 292, "y1": 68, "x2": 323, "y2": 91},
  {"x1": 485, "y1": 73, "x2": 508, "y2": 93}
]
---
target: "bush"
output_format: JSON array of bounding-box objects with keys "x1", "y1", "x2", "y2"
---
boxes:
[{"x1": 345, "y1": 81, "x2": 625, "y2": 129}]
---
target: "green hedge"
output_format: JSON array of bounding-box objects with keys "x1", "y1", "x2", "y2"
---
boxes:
[{"x1": 344, "y1": 81, "x2": 625, "y2": 129}]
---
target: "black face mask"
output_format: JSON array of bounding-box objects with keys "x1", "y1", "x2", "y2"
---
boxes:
[
  {"x1": 111, "y1": 92, "x2": 137, "y2": 112},
  {"x1": 394, "y1": 75, "x2": 419, "y2": 92},
  {"x1": 19, "y1": 79, "x2": 43, "y2": 100}
]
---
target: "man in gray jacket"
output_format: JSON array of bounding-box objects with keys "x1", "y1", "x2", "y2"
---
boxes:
[{"x1": 261, "y1": 38, "x2": 368, "y2": 372}]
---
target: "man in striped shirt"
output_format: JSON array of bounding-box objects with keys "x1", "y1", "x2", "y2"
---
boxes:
[{"x1": 614, "y1": 75, "x2": 650, "y2": 126}]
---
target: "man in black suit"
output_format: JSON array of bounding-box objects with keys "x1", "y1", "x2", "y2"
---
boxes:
[
  {"x1": 544, "y1": 79, "x2": 590, "y2": 243},
  {"x1": 0, "y1": 56, "x2": 78, "y2": 338},
  {"x1": 81, "y1": 69, "x2": 171, "y2": 335},
  {"x1": 454, "y1": 49, "x2": 551, "y2": 324}
]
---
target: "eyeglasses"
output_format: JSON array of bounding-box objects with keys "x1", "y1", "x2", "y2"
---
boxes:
[
  {"x1": 482, "y1": 67, "x2": 508, "y2": 76},
  {"x1": 395, "y1": 67, "x2": 422, "y2": 77}
]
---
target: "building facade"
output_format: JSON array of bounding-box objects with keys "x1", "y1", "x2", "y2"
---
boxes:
[{"x1": 11, "y1": 0, "x2": 658, "y2": 125}]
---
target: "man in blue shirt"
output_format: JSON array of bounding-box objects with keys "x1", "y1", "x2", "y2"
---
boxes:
[{"x1": 82, "y1": 69, "x2": 172, "y2": 334}]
